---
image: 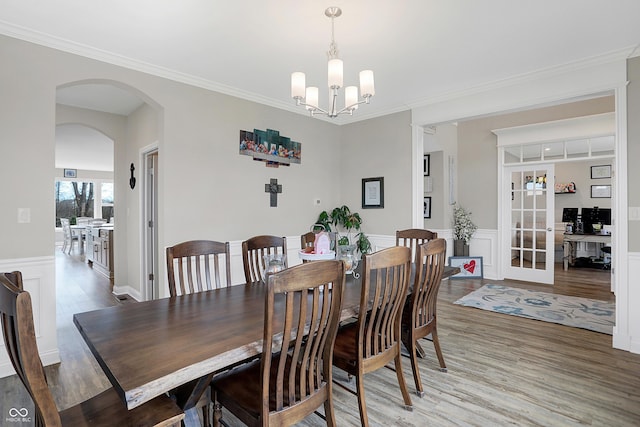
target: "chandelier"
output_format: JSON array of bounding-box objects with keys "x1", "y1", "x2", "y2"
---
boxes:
[{"x1": 291, "y1": 7, "x2": 375, "y2": 118}]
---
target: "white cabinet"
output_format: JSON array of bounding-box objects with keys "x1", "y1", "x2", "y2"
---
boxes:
[{"x1": 86, "y1": 225, "x2": 114, "y2": 281}]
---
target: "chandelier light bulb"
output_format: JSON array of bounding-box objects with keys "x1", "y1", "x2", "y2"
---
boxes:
[
  {"x1": 327, "y1": 58, "x2": 343, "y2": 89},
  {"x1": 345, "y1": 86, "x2": 358, "y2": 110},
  {"x1": 291, "y1": 72, "x2": 306, "y2": 99},
  {"x1": 305, "y1": 87, "x2": 319, "y2": 110},
  {"x1": 360, "y1": 70, "x2": 375, "y2": 97}
]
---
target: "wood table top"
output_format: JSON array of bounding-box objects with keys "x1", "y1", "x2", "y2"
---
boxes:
[{"x1": 73, "y1": 265, "x2": 459, "y2": 410}]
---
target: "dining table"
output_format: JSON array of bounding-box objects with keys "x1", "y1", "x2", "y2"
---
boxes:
[{"x1": 73, "y1": 264, "x2": 459, "y2": 413}]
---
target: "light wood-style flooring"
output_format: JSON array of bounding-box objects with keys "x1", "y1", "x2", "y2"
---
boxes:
[{"x1": 2, "y1": 251, "x2": 639, "y2": 426}]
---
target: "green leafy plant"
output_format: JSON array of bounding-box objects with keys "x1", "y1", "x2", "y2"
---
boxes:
[{"x1": 316, "y1": 205, "x2": 371, "y2": 255}]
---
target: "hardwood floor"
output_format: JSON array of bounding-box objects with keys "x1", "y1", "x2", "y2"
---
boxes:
[{"x1": 2, "y1": 253, "x2": 639, "y2": 426}]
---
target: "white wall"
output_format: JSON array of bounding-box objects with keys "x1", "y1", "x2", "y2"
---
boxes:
[
  {"x1": 554, "y1": 159, "x2": 613, "y2": 223},
  {"x1": 339, "y1": 111, "x2": 413, "y2": 234}
]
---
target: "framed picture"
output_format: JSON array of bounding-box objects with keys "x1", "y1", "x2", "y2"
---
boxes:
[
  {"x1": 423, "y1": 196, "x2": 431, "y2": 218},
  {"x1": 591, "y1": 184, "x2": 611, "y2": 198},
  {"x1": 64, "y1": 169, "x2": 77, "y2": 178},
  {"x1": 362, "y1": 177, "x2": 384, "y2": 209},
  {"x1": 591, "y1": 165, "x2": 611, "y2": 179},
  {"x1": 449, "y1": 256, "x2": 483, "y2": 279},
  {"x1": 423, "y1": 154, "x2": 430, "y2": 176}
]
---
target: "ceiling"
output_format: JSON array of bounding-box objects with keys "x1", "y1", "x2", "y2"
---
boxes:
[{"x1": 3, "y1": 1, "x2": 640, "y2": 121}]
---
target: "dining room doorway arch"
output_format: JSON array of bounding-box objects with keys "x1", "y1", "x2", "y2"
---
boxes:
[{"x1": 56, "y1": 80, "x2": 162, "y2": 299}]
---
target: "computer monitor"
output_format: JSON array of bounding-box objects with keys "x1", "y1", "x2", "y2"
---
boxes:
[
  {"x1": 581, "y1": 207, "x2": 611, "y2": 233},
  {"x1": 562, "y1": 208, "x2": 578, "y2": 223},
  {"x1": 597, "y1": 208, "x2": 612, "y2": 225}
]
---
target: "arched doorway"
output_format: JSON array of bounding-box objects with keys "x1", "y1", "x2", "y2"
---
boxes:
[{"x1": 56, "y1": 81, "x2": 161, "y2": 300}]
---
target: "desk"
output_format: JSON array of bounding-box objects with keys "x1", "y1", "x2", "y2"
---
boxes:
[
  {"x1": 73, "y1": 265, "x2": 459, "y2": 411},
  {"x1": 563, "y1": 233, "x2": 611, "y2": 270}
]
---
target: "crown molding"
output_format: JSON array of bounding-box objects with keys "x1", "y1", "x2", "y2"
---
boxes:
[
  {"x1": 406, "y1": 46, "x2": 635, "y2": 110},
  {"x1": 1, "y1": 20, "x2": 634, "y2": 126},
  {"x1": 0, "y1": 21, "x2": 296, "y2": 110}
]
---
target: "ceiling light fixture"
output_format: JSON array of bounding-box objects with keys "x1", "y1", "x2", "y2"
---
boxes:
[{"x1": 291, "y1": 7, "x2": 375, "y2": 118}]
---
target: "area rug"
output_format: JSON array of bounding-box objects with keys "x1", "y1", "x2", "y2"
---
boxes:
[{"x1": 453, "y1": 284, "x2": 614, "y2": 334}]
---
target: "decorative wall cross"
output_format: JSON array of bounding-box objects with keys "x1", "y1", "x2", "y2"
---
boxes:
[{"x1": 265, "y1": 178, "x2": 282, "y2": 207}]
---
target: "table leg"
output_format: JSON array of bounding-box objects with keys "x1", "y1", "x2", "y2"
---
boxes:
[
  {"x1": 563, "y1": 241, "x2": 569, "y2": 271},
  {"x1": 172, "y1": 373, "x2": 214, "y2": 427}
]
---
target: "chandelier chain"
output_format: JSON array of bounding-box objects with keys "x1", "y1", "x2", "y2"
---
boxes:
[{"x1": 327, "y1": 14, "x2": 339, "y2": 60}]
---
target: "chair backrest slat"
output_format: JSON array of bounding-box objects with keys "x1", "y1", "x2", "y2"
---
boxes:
[
  {"x1": 262, "y1": 260, "x2": 345, "y2": 423},
  {"x1": 242, "y1": 235, "x2": 287, "y2": 283},
  {"x1": 412, "y1": 239, "x2": 447, "y2": 329},
  {"x1": 358, "y1": 246, "x2": 411, "y2": 360},
  {"x1": 166, "y1": 240, "x2": 231, "y2": 297},
  {"x1": 396, "y1": 228, "x2": 438, "y2": 263}
]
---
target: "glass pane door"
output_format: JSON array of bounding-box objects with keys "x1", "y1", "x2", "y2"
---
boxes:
[{"x1": 505, "y1": 164, "x2": 555, "y2": 284}]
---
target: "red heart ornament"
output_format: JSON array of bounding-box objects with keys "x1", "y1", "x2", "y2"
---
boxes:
[{"x1": 463, "y1": 260, "x2": 476, "y2": 274}]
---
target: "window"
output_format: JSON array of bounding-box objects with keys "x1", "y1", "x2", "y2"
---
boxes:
[
  {"x1": 101, "y1": 182, "x2": 114, "y2": 222},
  {"x1": 55, "y1": 181, "x2": 93, "y2": 226},
  {"x1": 55, "y1": 180, "x2": 113, "y2": 226}
]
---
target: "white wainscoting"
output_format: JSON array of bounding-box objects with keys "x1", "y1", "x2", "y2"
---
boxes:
[
  {"x1": 620, "y1": 252, "x2": 640, "y2": 354},
  {"x1": 349, "y1": 229, "x2": 498, "y2": 281},
  {"x1": 154, "y1": 230, "x2": 500, "y2": 295},
  {"x1": 154, "y1": 231, "x2": 502, "y2": 297},
  {"x1": 0, "y1": 256, "x2": 59, "y2": 378}
]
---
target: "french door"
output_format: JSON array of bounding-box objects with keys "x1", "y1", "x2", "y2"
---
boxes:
[{"x1": 503, "y1": 164, "x2": 555, "y2": 284}]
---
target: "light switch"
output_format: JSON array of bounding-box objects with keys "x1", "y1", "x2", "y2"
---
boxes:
[
  {"x1": 18, "y1": 208, "x2": 31, "y2": 223},
  {"x1": 630, "y1": 207, "x2": 640, "y2": 221},
  {"x1": 424, "y1": 177, "x2": 433, "y2": 193}
]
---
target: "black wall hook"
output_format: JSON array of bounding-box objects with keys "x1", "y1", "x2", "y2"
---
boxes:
[{"x1": 129, "y1": 163, "x2": 136, "y2": 189}]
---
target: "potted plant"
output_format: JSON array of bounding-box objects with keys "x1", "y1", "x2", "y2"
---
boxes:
[
  {"x1": 452, "y1": 203, "x2": 477, "y2": 256},
  {"x1": 316, "y1": 205, "x2": 372, "y2": 256}
]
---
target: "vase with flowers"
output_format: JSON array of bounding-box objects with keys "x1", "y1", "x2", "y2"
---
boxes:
[{"x1": 452, "y1": 203, "x2": 477, "y2": 256}]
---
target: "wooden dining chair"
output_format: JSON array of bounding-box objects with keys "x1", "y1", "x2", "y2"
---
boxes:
[
  {"x1": 166, "y1": 240, "x2": 232, "y2": 297},
  {"x1": 241, "y1": 235, "x2": 287, "y2": 283},
  {"x1": 211, "y1": 260, "x2": 346, "y2": 427},
  {"x1": 332, "y1": 246, "x2": 413, "y2": 427},
  {"x1": 165, "y1": 239, "x2": 231, "y2": 425},
  {"x1": 396, "y1": 228, "x2": 438, "y2": 263},
  {"x1": 401, "y1": 238, "x2": 448, "y2": 397},
  {"x1": 0, "y1": 271, "x2": 184, "y2": 427}
]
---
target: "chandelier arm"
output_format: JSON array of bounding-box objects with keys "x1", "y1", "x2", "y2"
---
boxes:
[
  {"x1": 294, "y1": 98, "x2": 331, "y2": 116},
  {"x1": 334, "y1": 96, "x2": 372, "y2": 116}
]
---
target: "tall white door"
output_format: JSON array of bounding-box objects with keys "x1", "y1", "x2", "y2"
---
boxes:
[
  {"x1": 504, "y1": 164, "x2": 555, "y2": 284},
  {"x1": 143, "y1": 150, "x2": 159, "y2": 300}
]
